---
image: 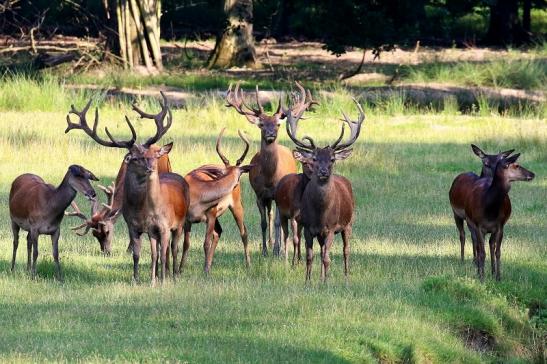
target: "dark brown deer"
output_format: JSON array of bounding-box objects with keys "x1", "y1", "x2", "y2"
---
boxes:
[
  {"x1": 225, "y1": 81, "x2": 316, "y2": 256},
  {"x1": 464, "y1": 153, "x2": 534, "y2": 281},
  {"x1": 180, "y1": 128, "x2": 252, "y2": 274},
  {"x1": 449, "y1": 145, "x2": 514, "y2": 262},
  {"x1": 9, "y1": 165, "x2": 98, "y2": 279},
  {"x1": 286, "y1": 98, "x2": 364, "y2": 281},
  {"x1": 65, "y1": 152, "x2": 172, "y2": 255},
  {"x1": 65, "y1": 94, "x2": 189, "y2": 284}
]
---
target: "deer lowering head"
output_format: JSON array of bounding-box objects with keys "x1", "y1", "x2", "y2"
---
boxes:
[{"x1": 66, "y1": 182, "x2": 120, "y2": 255}]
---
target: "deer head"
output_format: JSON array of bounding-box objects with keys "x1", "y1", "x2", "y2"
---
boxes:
[
  {"x1": 471, "y1": 144, "x2": 515, "y2": 178},
  {"x1": 287, "y1": 98, "x2": 365, "y2": 184},
  {"x1": 66, "y1": 182, "x2": 120, "y2": 254},
  {"x1": 66, "y1": 92, "x2": 174, "y2": 178},
  {"x1": 66, "y1": 165, "x2": 99, "y2": 200},
  {"x1": 225, "y1": 81, "x2": 317, "y2": 145},
  {"x1": 496, "y1": 153, "x2": 535, "y2": 183}
]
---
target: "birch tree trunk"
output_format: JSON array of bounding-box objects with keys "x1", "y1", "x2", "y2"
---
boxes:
[
  {"x1": 106, "y1": 0, "x2": 163, "y2": 73},
  {"x1": 208, "y1": 0, "x2": 258, "y2": 69}
]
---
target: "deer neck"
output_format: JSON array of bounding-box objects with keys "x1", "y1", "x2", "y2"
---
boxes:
[
  {"x1": 485, "y1": 167, "x2": 510, "y2": 215},
  {"x1": 50, "y1": 171, "x2": 78, "y2": 217},
  {"x1": 124, "y1": 165, "x2": 151, "y2": 211},
  {"x1": 145, "y1": 171, "x2": 163, "y2": 210},
  {"x1": 307, "y1": 176, "x2": 334, "y2": 209},
  {"x1": 260, "y1": 139, "x2": 280, "y2": 178},
  {"x1": 112, "y1": 157, "x2": 128, "y2": 212}
]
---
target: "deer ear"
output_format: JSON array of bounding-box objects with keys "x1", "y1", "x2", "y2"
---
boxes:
[
  {"x1": 334, "y1": 149, "x2": 352, "y2": 161},
  {"x1": 158, "y1": 142, "x2": 173, "y2": 157},
  {"x1": 504, "y1": 153, "x2": 520, "y2": 165},
  {"x1": 500, "y1": 149, "x2": 515, "y2": 158},
  {"x1": 239, "y1": 164, "x2": 254, "y2": 173},
  {"x1": 293, "y1": 150, "x2": 312, "y2": 164},
  {"x1": 471, "y1": 144, "x2": 486, "y2": 159}
]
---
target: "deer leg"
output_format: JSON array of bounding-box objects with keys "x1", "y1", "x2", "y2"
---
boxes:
[
  {"x1": 10, "y1": 221, "x2": 20, "y2": 272},
  {"x1": 453, "y1": 213, "x2": 465, "y2": 261},
  {"x1": 171, "y1": 225, "x2": 182, "y2": 276},
  {"x1": 26, "y1": 232, "x2": 32, "y2": 272},
  {"x1": 494, "y1": 229, "x2": 504, "y2": 281},
  {"x1": 203, "y1": 213, "x2": 216, "y2": 274},
  {"x1": 230, "y1": 202, "x2": 250, "y2": 267},
  {"x1": 280, "y1": 216, "x2": 290, "y2": 264},
  {"x1": 467, "y1": 222, "x2": 479, "y2": 266},
  {"x1": 207, "y1": 219, "x2": 222, "y2": 272},
  {"x1": 322, "y1": 232, "x2": 335, "y2": 282},
  {"x1": 296, "y1": 223, "x2": 303, "y2": 264},
  {"x1": 149, "y1": 235, "x2": 158, "y2": 287},
  {"x1": 474, "y1": 227, "x2": 486, "y2": 282},
  {"x1": 341, "y1": 226, "x2": 351, "y2": 277},
  {"x1": 257, "y1": 199, "x2": 268, "y2": 257},
  {"x1": 318, "y1": 236, "x2": 326, "y2": 281},
  {"x1": 160, "y1": 232, "x2": 170, "y2": 283},
  {"x1": 488, "y1": 233, "x2": 496, "y2": 277},
  {"x1": 30, "y1": 231, "x2": 39, "y2": 279},
  {"x1": 304, "y1": 229, "x2": 314, "y2": 282},
  {"x1": 51, "y1": 228, "x2": 62, "y2": 281},
  {"x1": 129, "y1": 229, "x2": 142, "y2": 283},
  {"x1": 179, "y1": 222, "x2": 191, "y2": 274},
  {"x1": 274, "y1": 208, "x2": 283, "y2": 258},
  {"x1": 126, "y1": 241, "x2": 133, "y2": 254},
  {"x1": 267, "y1": 202, "x2": 277, "y2": 256},
  {"x1": 291, "y1": 218, "x2": 300, "y2": 267}
]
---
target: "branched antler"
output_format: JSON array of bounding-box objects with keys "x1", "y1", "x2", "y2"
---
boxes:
[
  {"x1": 132, "y1": 91, "x2": 173, "y2": 147},
  {"x1": 225, "y1": 82, "x2": 264, "y2": 124},
  {"x1": 332, "y1": 98, "x2": 365, "y2": 152},
  {"x1": 284, "y1": 81, "x2": 319, "y2": 152}
]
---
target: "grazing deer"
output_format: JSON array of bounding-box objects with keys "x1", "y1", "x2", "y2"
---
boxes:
[
  {"x1": 65, "y1": 94, "x2": 189, "y2": 284},
  {"x1": 464, "y1": 153, "x2": 534, "y2": 281},
  {"x1": 65, "y1": 153, "x2": 172, "y2": 255},
  {"x1": 225, "y1": 81, "x2": 316, "y2": 256},
  {"x1": 449, "y1": 145, "x2": 514, "y2": 262},
  {"x1": 9, "y1": 165, "x2": 98, "y2": 279},
  {"x1": 181, "y1": 128, "x2": 252, "y2": 274},
  {"x1": 286, "y1": 98, "x2": 364, "y2": 282}
]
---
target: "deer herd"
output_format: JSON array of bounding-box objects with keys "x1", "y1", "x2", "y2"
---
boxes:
[{"x1": 7, "y1": 82, "x2": 535, "y2": 285}]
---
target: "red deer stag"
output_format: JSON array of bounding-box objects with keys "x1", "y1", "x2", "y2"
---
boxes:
[
  {"x1": 9, "y1": 165, "x2": 98, "y2": 279},
  {"x1": 225, "y1": 81, "x2": 316, "y2": 256},
  {"x1": 449, "y1": 145, "x2": 514, "y2": 262},
  {"x1": 286, "y1": 98, "x2": 364, "y2": 282},
  {"x1": 65, "y1": 152, "x2": 172, "y2": 255},
  {"x1": 180, "y1": 128, "x2": 252, "y2": 274},
  {"x1": 65, "y1": 94, "x2": 189, "y2": 284},
  {"x1": 464, "y1": 153, "x2": 534, "y2": 281}
]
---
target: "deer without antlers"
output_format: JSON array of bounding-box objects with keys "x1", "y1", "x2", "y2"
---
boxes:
[
  {"x1": 225, "y1": 81, "x2": 317, "y2": 256},
  {"x1": 181, "y1": 128, "x2": 253, "y2": 274},
  {"x1": 65, "y1": 93, "x2": 189, "y2": 284},
  {"x1": 463, "y1": 153, "x2": 534, "y2": 281},
  {"x1": 286, "y1": 98, "x2": 365, "y2": 282},
  {"x1": 449, "y1": 145, "x2": 514, "y2": 263},
  {"x1": 9, "y1": 165, "x2": 98, "y2": 280}
]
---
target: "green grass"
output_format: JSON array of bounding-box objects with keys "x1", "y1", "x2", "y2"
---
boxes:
[{"x1": 0, "y1": 86, "x2": 545, "y2": 363}]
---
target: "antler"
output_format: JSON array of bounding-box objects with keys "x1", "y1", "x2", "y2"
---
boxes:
[
  {"x1": 65, "y1": 202, "x2": 92, "y2": 236},
  {"x1": 66, "y1": 100, "x2": 137, "y2": 149},
  {"x1": 225, "y1": 82, "x2": 263, "y2": 124},
  {"x1": 331, "y1": 98, "x2": 365, "y2": 152},
  {"x1": 284, "y1": 81, "x2": 319, "y2": 152},
  {"x1": 97, "y1": 182, "x2": 115, "y2": 211},
  {"x1": 215, "y1": 128, "x2": 250, "y2": 167},
  {"x1": 132, "y1": 91, "x2": 173, "y2": 147}
]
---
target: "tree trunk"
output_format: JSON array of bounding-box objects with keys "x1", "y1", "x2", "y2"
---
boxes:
[
  {"x1": 208, "y1": 0, "x2": 258, "y2": 69},
  {"x1": 486, "y1": 0, "x2": 524, "y2": 45},
  {"x1": 106, "y1": 0, "x2": 163, "y2": 73},
  {"x1": 522, "y1": 0, "x2": 531, "y2": 37}
]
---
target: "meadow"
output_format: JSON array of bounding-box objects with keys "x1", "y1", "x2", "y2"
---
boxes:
[{"x1": 0, "y1": 79, "x2": 545, "y2": 363}]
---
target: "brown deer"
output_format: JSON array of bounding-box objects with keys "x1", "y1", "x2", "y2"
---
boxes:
[
  {"x1": 449, "y1": 145, "x2": 514, "y2": 262},
  {"x1": 225, "y1": 81, "x2": 316, "y2": 256},
  {"x1": 286, "y1": 98, "x2": 364, "y2": 282},
  {"x1": 65, "y1": 94, "x2": 189, "y2": 284},
  {"x1": 180, "y1": 128, "x2": 252, "y2": 274},
  {"x1": 9, "y1": 165, "x2": 98, "y2": 280},
  {"x1": 65, "y1": 153, "x2": 172, "y2": 255},
  {"x1": 464, "y1": 153, "x2": 534, "y2": 281}
]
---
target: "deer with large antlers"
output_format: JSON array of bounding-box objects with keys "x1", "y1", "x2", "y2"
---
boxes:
[
  {"x1": 9, "y1": 165, "x2": 98, "y2": 280},
  {"x1": 180, "y1": 128, "x2": 253, "y2": 274},
  {"x1": 225, "y1": 81, "x2": 317, "y2": 256},
  {"x1": 286, "y1": 98, "x2": 364, "y2": 282},
  {"x1": 65, "y1": 94, "x2": 189, "y2": 284}
]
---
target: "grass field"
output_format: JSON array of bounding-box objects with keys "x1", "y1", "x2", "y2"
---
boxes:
[{"x1": 0, "y1": 83, "x2": 545, "y2": 363}]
